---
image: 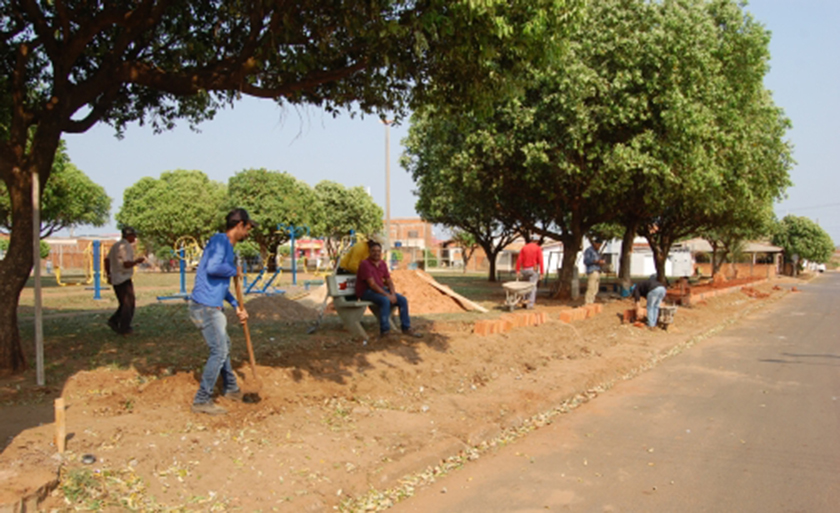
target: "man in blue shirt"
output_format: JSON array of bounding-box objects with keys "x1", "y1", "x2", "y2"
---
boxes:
[
  {"x1": 583, "y1": 238, "x2": 605, "y2": 305},
  {"x1": 190, "y1": 208, "x2": 256, "y2": 415}
]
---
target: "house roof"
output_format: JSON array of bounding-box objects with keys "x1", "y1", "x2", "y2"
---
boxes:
[{"x1": 681, "y1": 238, "x2": 783, "y2": 253}]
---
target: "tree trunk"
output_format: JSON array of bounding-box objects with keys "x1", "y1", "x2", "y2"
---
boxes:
[
  {"x1": 553, "y1": 234, "x2": 582, "y2": 299},
  {"x1": 618, "y1": 221, "x2": 637, "y2": 291},
  {"x1": 478, "y1": 241, "x2": 499, "y2": 282},
  {"x1": 0, "y1": 168, "x2": 37, "y2": 374}
]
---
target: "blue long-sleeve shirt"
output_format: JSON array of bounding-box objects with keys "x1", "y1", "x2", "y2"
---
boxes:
[
  {"x1": 583, "y1": 246, "x2": 602, "y2": 274},
  {"x1": 190, "y1": 233, "x2": 238, "y2": 308}
]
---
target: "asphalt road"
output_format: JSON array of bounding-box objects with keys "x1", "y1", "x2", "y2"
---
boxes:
[{"x1": 391, "y1": 274, "x2": 840, "y2": 513}]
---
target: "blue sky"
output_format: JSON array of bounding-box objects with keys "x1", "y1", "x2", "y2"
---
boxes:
[{"x1": 64, "y1": 0, "x2": 840, "y2": 244}]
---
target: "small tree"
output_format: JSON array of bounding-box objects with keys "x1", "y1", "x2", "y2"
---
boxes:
[
  {"x1": 451, "y1": 230, "x2": 479, "y2": 273},
  {"x1": 312, "y1": 181, "x2": 383, "y2": 262},
  {"x1": 772, "y1": 215, "x2": 834, "y2": 265},
  {"x1": 116, "y1": 170, "x2": 227, "y2": 248},
  {"x1": 227, "y1": 169, "x2": 319, "y2": 260}
]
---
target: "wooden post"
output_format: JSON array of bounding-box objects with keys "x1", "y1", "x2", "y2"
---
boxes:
[{"x1": 54, "y1": 398, "x2": 66, "y2": 453}]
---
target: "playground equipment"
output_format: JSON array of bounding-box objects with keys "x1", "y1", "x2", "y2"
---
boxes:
[
  {"x1": 55, "y1": 241, "x2": 97, "y2": 286},
  {"x1": 173, "y1": 235, "x2": 202, "y2": 269},
  {"x1": 277, "y1": 224, "x2": 309, "y2": 286},
  {"x1": 243, "y1": 253, "x2": 284, "y2": 296},
  {"x1": 55, "y1": 240, "x2": 106, "y2": 300},
  {"x1": 157, "y1": 237, "x2": 203, "y2": 301}
]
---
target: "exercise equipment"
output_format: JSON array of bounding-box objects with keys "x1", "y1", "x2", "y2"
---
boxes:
[
  {"x1": 277, "y1": 224, "x2": 310, "y2": 286},
  {"x1": 157, "y1": 237, "x2": 202, "y2": 301},
  {"x1": 243, "y1": 253, "x2": 284, "y2": 296}
]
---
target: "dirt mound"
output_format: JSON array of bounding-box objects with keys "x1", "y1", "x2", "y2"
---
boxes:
[
  {"x1": 244, "y1": 294, "x2": 319, "y2": 322},
  {"x1": 390, "y1": 270, "x2": 468, "y2": 314}
]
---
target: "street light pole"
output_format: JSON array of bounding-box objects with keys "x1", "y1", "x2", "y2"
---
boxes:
[{"x1": 383, "y1": 120, "x2": 392, "y2": 254}]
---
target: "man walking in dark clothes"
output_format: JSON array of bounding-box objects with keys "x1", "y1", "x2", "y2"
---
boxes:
[{"x1": 105, "y1": 226, "x2": 145, "y2": 335}]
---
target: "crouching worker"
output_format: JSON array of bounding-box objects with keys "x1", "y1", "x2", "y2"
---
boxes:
[
  {"x1": 189, "y1": 208, "x2": 256, "y2": 415},
  {"x1": 631, "y1": 276, "x2": 667, "y2": 331},
  {"x1": 356, "y1": 242, "x2": 422, "y2": 339}
]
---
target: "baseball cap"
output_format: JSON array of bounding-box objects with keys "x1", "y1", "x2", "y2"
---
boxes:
[
  {"x1": 227, "y1": 208, "x2": 259, "y2": 228},
  {"x1": 121, "y1": 226, "x2": 137, "y2": 238}
]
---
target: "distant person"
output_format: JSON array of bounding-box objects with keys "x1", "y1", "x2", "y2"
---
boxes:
[
  {"x1": 337, "y1": 237, "x2": 375, "y2": 274},
  {"x1": 631, "y1": 275, "x2": 667, "y2": 331},
  {"x1": 515, "y1": 235, "x2": 544, "y2": 309},
  {"x1": 356, "y1": 241, "x2": 422, "y2": 339},
  {"x1": 189, "y1": 208, "x2": 255, "y2": 415},
  {"x1": 583, "y1": 238, "x2": 606, "y2": 304},
  {"x1": 104, "y1": 226, "x2": 145, "y2": 335}
]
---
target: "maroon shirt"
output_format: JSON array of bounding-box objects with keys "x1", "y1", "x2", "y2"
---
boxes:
[{"x1": 356, "y1": 258, "x2": 391, "y2": 298}]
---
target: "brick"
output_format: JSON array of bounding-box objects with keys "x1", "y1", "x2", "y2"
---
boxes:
[
  {"x1": 499, "y1": 320, "x2": 513, "y2": 333},
  {"x1": 473, "y1": 320, "x2": 488, "y2": 336},
  {"x1": 622, "y1": 309, "x2": 636, "y2": 324},
  {"x1": 559, "y1": 310, "x2": 573, "y2": 323}
]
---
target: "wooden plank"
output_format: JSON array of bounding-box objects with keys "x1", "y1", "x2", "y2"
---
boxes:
[
  {"x1": 414, "y1": 271, "x2": 489, "y2": 313},
  {"x1": 55, "y1": 398, "x2": 66, "y2": 453}
]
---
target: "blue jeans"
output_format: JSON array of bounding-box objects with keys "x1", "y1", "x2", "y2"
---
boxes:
[
  {"x1": 647, "y1": 286, "x2": 667, "y2": 327},
  {"x1": 190, "y1": 301, "x2": 239, "y2": 404},
  {"x1": 360, "y1": 288, "x2": 411, "y2": 334}
]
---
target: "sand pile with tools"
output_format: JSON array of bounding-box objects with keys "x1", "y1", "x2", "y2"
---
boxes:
[{"x1": 390, "y1": 270, "x2": 469, "y2": 314}]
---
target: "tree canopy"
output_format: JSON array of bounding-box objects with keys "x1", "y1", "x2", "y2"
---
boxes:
[
  {"x1": 0, "y1": 142, "x2": 111, "y2": 238},
  {"x1": 116, "y1": 170, "x2": 227, "y2": 247},
  {"x1": 405, "y1": 0, "x2": 792, "y2": 289},
  {"x1": 1, "y1": 0, "x2": 585, "y2": 372},
  {"x1": 227, "y1": 168, "x2": 319, "y2": 257},
  {"x1": 311, "y1": 180, "x2": 383, "y2": 261},
  {"x1": 772, "y1": 215, "x2": 834, "y2": 264}
]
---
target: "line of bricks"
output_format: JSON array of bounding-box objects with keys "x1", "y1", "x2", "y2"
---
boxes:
[
  {"x1": 558, "y1": 303, "x2": 602, "y2": 324},
  {"x1": 472, "y1": 311, "x2": 550, "y2": 336}
]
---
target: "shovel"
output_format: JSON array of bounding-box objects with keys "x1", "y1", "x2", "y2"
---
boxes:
[{"x1": 234, "y1": 264, "x2": 261, "y2": 403}]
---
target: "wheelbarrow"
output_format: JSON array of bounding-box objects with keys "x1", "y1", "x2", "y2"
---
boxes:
[
  {"x1": 503, "y1": 280, "x2": 536, "y2": 311},
  {"x1": 658, "y1": 305, "x2": 678, "y2": 330}
]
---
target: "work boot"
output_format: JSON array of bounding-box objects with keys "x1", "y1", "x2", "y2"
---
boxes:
[
  {"x1": 223, "y1": 389, "x2": 244, "y2": 402},
  {"x1": 401, "y1": 328, "x2": 423, "y2": 339},
  {"x1": 191, "y1": 401, "x2": 227, "y2": 415}
]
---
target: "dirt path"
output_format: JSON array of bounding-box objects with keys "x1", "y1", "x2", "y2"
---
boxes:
[{"x1": 0, "y1": 277, "x2": 802, "y2": 512}]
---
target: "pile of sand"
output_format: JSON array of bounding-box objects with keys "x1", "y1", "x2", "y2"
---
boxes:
[
  {"x1": 244, "y1": 294, "x2": 320, "y2": 322},
  {"x1": 390, "y1": 270, "x2": 468, "y2": 315}
]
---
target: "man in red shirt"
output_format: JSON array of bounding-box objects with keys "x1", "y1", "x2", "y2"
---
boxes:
[
  {"x1": 356, "y1": 242, "x2": 422, "y2": 339},
  {"x1": 515, "y1": 235, "x2": 544, "y2": 309}
]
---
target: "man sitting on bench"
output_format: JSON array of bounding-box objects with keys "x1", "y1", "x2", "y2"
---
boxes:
[{"x1": 356, "y1": 242, "x2": 422, "y2": 339}]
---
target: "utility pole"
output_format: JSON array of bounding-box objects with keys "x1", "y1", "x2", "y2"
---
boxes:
[{"x1": 382, "y1": 119, "x2": 393, "y2": 255}]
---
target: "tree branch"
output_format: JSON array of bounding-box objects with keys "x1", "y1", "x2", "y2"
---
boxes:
[{"x1": 18, "y1": 0, "x2": 61, "y2": 64}]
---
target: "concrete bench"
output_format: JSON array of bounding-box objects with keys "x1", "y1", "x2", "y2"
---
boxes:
[{"x1": 326, "y1": 275, "x2": 398, "y2": 340}]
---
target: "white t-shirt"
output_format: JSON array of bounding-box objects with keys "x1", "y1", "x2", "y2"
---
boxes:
[{"x1": 108, "y1": 239, "x2": 135, "y2": 286}]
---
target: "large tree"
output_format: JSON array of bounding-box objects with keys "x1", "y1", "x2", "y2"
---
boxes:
[
  {"x1": 116, "y1": 169, "x2": 227, "y2": 247},
  {"x1": 311, "y1": 180, "x2": 383, "y2": 262},
  {"x1": 403, "y1": 108, "x2": 521, "y2": 282},
  {"x1": 0, "y1": 142, "x2": 111, "y2": 237},
  {"x1": 227, "y1": 168, "x2": 318, "y2": 259},
  {"x1": 0, "y1": 0, "x2": 583, "y2": 372}
]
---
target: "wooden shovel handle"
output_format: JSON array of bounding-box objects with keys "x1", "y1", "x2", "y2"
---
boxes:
[{"x1": 235, "y1": 265, "x2": 258, "y2": 379}]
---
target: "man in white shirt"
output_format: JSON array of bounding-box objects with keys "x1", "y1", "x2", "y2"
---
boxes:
[{"x1": 105, "y1": 226, "x2": 145, "y2": 335}]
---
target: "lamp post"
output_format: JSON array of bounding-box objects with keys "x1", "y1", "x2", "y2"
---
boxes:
[{"x1": 382, "y1": 119, "x2": 393, "y2": 255}]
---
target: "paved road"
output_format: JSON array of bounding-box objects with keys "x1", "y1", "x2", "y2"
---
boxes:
[{"x1": 391, "y1": 274, "x2": 840, "y2": 513}]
